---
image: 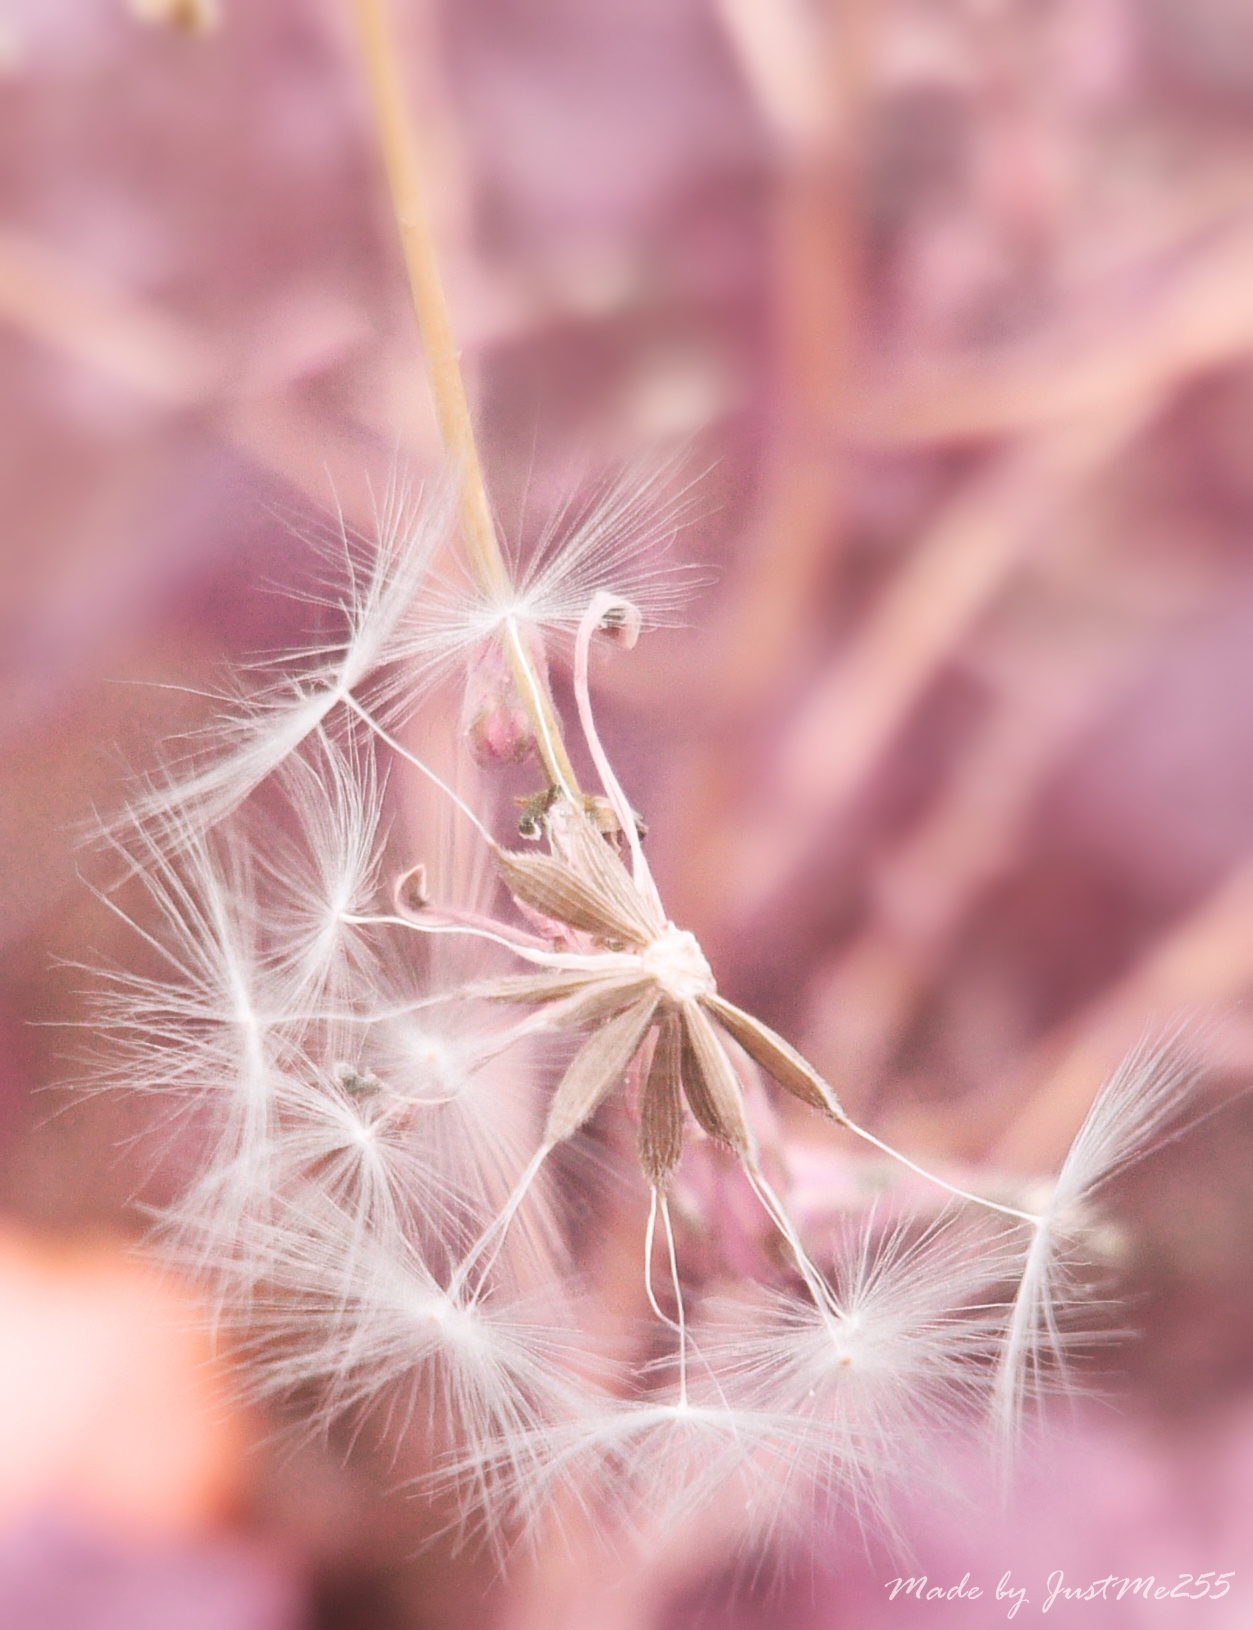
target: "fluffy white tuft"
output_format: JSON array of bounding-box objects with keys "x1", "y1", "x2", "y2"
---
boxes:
[
  {"x1": 993, "y1": 1034, "x2": 1205, "y2": 1441},
  {"x1": 693, "y1": 1212, "x2": 1018, "y2": 1542},
  {"x1": 117, "y1": 476, "x2": 456, "y2": 845}
]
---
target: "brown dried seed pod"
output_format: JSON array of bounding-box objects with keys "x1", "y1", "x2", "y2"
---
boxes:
[
  {"x1": 493, "y1": 845, "x2": 648, "y2": 944},
  {"x1": 705, "y1": 993, "x2": 847, "y2": 1121},
  {"x1": 678, "y1": 999, "x2": 756, "y2": 1162},
  {"x1": 543, "y1": 993, "x2": 659, "y2": 1145},
  {"x1": 639, "y1": 1013, "x2": 685, "y2": 1183}
]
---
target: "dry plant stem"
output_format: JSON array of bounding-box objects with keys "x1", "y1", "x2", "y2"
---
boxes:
[
  {"x1": 722, "y1": 400, "x2": 1157, "y2": 922},
  {"x1": 847, "y1": 215, "x2": 1253, "y2": 447},
  {"x1": 352, "y1": 0, "x2": 579, "y2": 796}
]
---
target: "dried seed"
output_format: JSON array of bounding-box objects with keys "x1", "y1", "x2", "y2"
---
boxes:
[
  {"x1": 544, "y1": 801, "x2": 658, "y2": 942},
  {"x1": 705, "y1": 994, "x2": 847, "y2": 1121},
  {"x1": 679, "y1": 999, "x2": 756, "y2": 1162},
  {"x1": 639, "y1": 1012, "x2": 685, "y2": 1183},
  {"x1": 494, "y1": 845, "x2": 647, "y2": 944},
  {"x1": 544, "y1": 993, "x2": 659, "y2": 1145}
]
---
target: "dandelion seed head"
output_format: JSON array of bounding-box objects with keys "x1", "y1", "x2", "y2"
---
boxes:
[{"x1": 81, "y1": 436, "x2": 1221, "y2": 1569}]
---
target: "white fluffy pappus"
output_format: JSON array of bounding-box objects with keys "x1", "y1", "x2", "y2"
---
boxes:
[
  {"x1": 418, "y1": 455, "x2": 711, "y2": 662},
  {"x1": 260, "y1": 737, "x2": 391, "y2": 1012},
  {"x1": 117, "y1": 474, "x2": 456, "y2": 844},
  {"x1": 426, "y1": 1383, "x2": 781, "y2": 1560},
  {"x1": 83, "y1": 729, "x2": 563, "y2": 1307},
  {"x1": 77, "y1": 455, "x2": 1229, "y2": 1567},
  {"x1": 993, "y1": 1034, "x2": 1209, "y2": 1441},
  {"x1": 677, "y1": 1212, "x2": 1019, "y2": 1546},
  {"x1": 118, "y1": 460, "x2": 705, "y2": 851},
  {"x1": 215, "y1": 1183, "x2": 598, "y2": 1548},
  {"x1": 81, "y1": 808, "x2": 285, "y2": 1193},
  {"x1": 428, "y1": 1214, "x2": 1016, "y2": 1556}
]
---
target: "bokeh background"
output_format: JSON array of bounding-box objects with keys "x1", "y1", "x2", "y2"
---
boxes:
[{"x1": 1, "y1": 0, "x2": 1252, "y2": 1624}]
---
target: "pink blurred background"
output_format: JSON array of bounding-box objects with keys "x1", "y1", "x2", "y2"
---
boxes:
[{"x1": 1, "y1": 0, "x2": 1252, "y2": 1624}]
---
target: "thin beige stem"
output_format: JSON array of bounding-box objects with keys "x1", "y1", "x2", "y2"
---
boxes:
[
  {"x1": 352, "y1": 0, "x2": 579, "y2": 796},
  {"x1": 353, "y1": 0, "x2": 500, "y2": 594},
  {"x1": 502, "y1": 617, "x2": 580, "y2": 800}
]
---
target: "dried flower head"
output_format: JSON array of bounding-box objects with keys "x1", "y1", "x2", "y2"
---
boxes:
[
  {"x1": 80, "y1": 474, "x2": 1215, "y2": 1560},
  {"x1": 75, "y1": 0, "x2": 1229, "y2": 1565}
]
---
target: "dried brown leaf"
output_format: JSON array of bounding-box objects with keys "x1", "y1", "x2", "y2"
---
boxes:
[{"x1": 476, "y1": 970, "x2": 657, "y2": 1027}]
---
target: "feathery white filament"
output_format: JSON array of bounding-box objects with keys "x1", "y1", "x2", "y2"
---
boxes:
[{"x1": 993, "y1": 1035, "x2": 1205, "y2": 1442}]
